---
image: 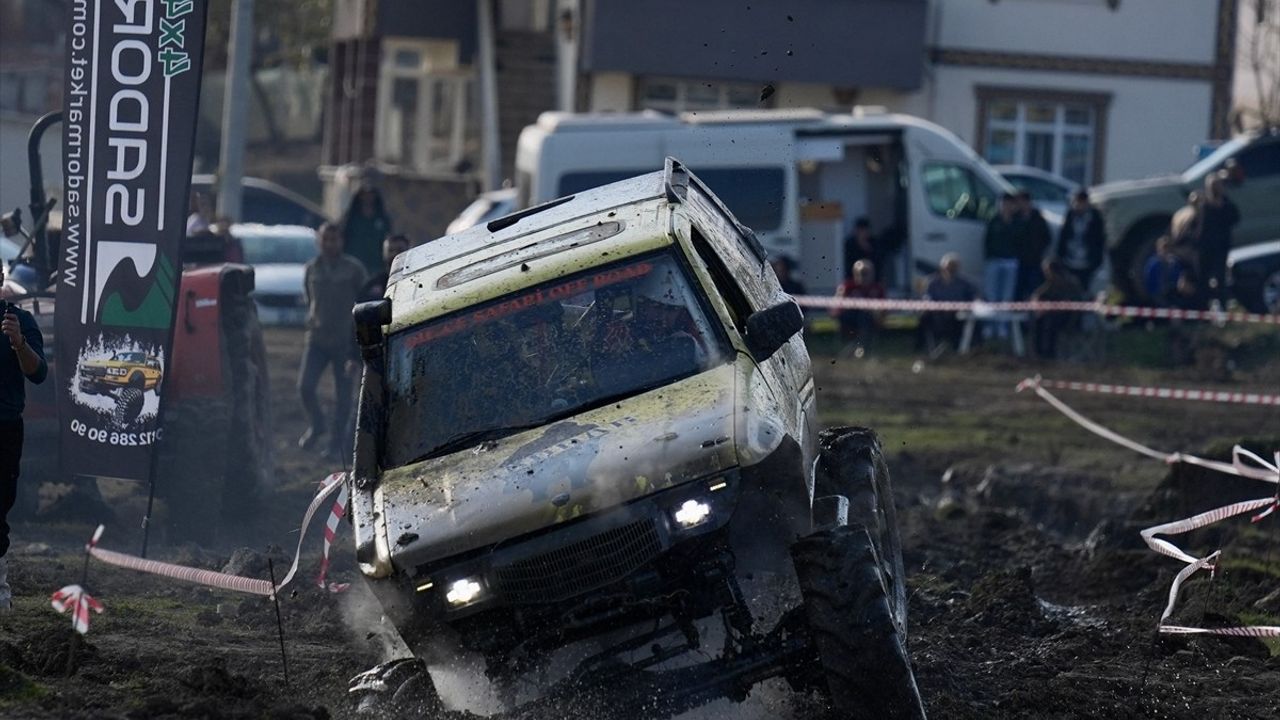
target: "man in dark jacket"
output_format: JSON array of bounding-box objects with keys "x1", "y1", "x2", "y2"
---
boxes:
[
  {"x1": 983, "y1": 193, "x2": 1021, "y2": 339},
  {"x1": 1015, "y1": 191, "x2": 1052, "y2": 299},
  {"x1": 1054, "y1": 190, "x2": 1106, "y2": 292},
  {"x1": 1, "y1": 263, "x2": 49, "y2": 610},
  {"x1": 299, "y1": 222, "x2": 368, "y2": 460}
]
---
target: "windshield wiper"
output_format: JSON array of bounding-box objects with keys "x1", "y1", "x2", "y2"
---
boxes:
[{"x1": 406, "y1": 420, "x2": 550, "y2": 465}]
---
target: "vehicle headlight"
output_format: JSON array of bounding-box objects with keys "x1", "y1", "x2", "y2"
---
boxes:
[
  {"x1": 445, "y1": 577, "x2": 484, "y2": 607},
  {"x1": 672, "y1": 499, "x2": 713, "y2": 529}
]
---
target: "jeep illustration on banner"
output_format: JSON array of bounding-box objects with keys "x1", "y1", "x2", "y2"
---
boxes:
[{"x1": 56, "y1": 0, "x2": 209, "y2": 481}]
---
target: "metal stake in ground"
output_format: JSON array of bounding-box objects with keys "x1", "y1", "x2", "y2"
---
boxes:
[{"x1": 267, "y1": 557, "x2": 290, "y2": 688}]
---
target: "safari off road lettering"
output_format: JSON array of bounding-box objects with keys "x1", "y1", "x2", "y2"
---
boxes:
[{"x1": 54, "y1": 0, "x2": 210, "y2": 482}]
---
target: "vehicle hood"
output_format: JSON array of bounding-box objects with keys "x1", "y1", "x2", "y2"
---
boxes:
[
  {"x1": 250, "y1": 263, "x2": 306, "y2": 295},
  {"x1": 1090, "y1": 175, "x2": 1187, "y2": 203},
  {"x1": 1228, "y1": 240, "x2": 1280, "y2": 266},
  {"x1": 376, "y1": 363, "x2": 740, "y2": 570}
]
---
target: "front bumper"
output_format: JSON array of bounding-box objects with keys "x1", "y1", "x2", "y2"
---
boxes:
[{"x1": 403, "y1": 471, "x2": 742, "y2": 619}]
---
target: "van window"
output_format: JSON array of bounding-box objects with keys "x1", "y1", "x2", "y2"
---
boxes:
[
  {"x1": 922, "y1": 163, "x2": 998, "y2": 222},
  {"x1": 558, "y1": 167, "x2": 786, "y2": 232}
]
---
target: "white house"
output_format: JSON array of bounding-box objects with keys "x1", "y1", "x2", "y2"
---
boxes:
[{"x1": 577, "y1": 0, "x2": 1238, "y2": 186}]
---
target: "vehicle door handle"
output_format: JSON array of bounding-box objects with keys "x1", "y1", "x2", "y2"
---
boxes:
[{"x1": 925, "y1": 232, "x2": 946, "y2": 242}]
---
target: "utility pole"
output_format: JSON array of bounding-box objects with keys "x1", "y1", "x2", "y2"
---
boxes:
[
  {"x1": 217, "y1": 0, "x2": 254, "y2": 220},
  {"x1": 555, "y1": 0, "x2": 579, "y2": 112},
  {"x1": 477, "y1": 0, "x2": 502, "y2": 191}
]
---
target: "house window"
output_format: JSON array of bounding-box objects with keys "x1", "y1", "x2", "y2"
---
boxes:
[
  {"x1": 376, "y1": 38, "x2": 479, "y2": 175},
  {"x1": 977, "y1": 89, "x2": 1110, "y2": 186},
  {"x1": 638, "y1": 77, "x2": 762, "y2": 113}
]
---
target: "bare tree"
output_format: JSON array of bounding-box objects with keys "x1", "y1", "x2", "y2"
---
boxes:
[{"x1": 1236, "y1": 0, "x2": 1280, "y2": 130}]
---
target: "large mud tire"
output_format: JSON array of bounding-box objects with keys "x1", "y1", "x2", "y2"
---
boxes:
[
  {"x1": 815, "y1": 427, "x2": 907, "y2": 634},
  {"x1": 112, "y1": 387, "x2": 145, "y2": 429},
  {"x1": 218, "y1": 273, "x2": 272, "y2": 520},
  {"x1": 792, "y1": 526, "x2": 926, "y2": 720}
]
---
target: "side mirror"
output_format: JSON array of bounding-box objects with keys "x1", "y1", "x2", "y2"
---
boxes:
[
  {"x1": 353, "y1": 299, "x2": 392, "y2": 356},
  {"x1": 744, "y1": 300, "x2": 803, "y2": 361}
]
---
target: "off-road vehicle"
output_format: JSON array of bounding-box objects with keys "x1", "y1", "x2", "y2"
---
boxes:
[
  {"x1": 78, "y1": 351, "x2": 164, "y2": 395},
  {"x1": 347, "y1": 160, "x2": 924, "y2": 719}
]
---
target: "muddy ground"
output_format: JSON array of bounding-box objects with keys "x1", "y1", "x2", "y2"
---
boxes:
[{"x1": 2, "y1": 323, "x2": 1278, "y2": 718}]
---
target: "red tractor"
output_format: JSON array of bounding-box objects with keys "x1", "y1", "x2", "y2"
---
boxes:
[{"x1": 3, "y1": 112, "x2": 272, "y2": 544}]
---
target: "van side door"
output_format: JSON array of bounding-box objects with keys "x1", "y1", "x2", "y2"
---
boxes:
[{"x1": 908, "y1": 145, "x2": 1000, "y2": 288}]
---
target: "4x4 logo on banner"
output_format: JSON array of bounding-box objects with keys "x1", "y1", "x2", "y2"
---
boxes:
[{"x1": 56, "y1": 0, "x2": 209, "y2": 481}]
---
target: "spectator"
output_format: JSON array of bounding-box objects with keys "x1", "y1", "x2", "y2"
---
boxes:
[
  {"x1": 1030, "y1": 258, "x2": 1085, "y2": 359},
  {"x1": 299, "y1": 222, "x2": 368, "y2": 461},
  {"x1": 1054, "y1": 190, "x2": 1106, "y2": 291},
  {"x1": 921, "y1": 253, "x2": 977, "y2": 354},
  {"x1": 186, "y1": 191, "x2": 212, "y2": 236},
  {"x1": 341, "y1": 184, "x2": 394, "y2": 277},
  {"x1": 1143, "y1": 236, "x2": 1186, "y2": 307},
  {"x1": 360, "y1": 234, "x2": 412, "y2": 302},
  {"x1": 1168, "y1": 191, "x2": 1202, "y2": 271},
  {"x1": 1015, "y1": 190, "x2": 1052, "y2": 299},
  {"x1": 843, "y1": 217, "x2": 879, "y2": 279},
  {"x1": 770, "y1": 256, "x2": 808, "y2": 297},
  {"x1": 832, "y1": 259, "x2": 884, "y2": 351},
  {"x1": 983, "y1": 193, "x2": 1021, "y2": 339},
  {"x1": 1197, "y1": 172, "x2": 1240, "y2": 305}
]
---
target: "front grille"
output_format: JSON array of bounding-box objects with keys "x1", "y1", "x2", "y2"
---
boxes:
[{"x1": 492, "y1": 518, "x2": 662, "y2": 604}]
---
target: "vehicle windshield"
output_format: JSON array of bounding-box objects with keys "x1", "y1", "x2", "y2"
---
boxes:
[
  {"x1": 384, "y1": 250, "x2": 729, "y2": 467},
  {"x1": 1182, "y1": 136, "x2": 1250, "y2": 182},
  {"x1": 114, "y1": 352, "x2": 145, "y2": 363},
  {"x1": 237, "y1": 230, "x2": 319, "y2": 265}
]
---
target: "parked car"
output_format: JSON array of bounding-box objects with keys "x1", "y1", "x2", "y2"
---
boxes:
[
  {"x1": 994, "y1": 164, "x2": 1076, "y2": 217},
  {"x1": 1092, "y1": 128, "x2": 1280, "y2": 299},
  {"x1": 1228, "y1": 239, "x2": 1280, "y2": 315},
  {"x1": 190, "y1": 175, "x2": 329, "y2": 229},
  {"x1": 230, "y1": 224, "x2": 317, "y2": 325},
  {"x1": 445, "y1": 187, "x2": 518, "y2": 234}
]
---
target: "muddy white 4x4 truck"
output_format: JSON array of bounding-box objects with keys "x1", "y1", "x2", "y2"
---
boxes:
[{"x1": 346, "y1": 159, "x2": 925, "y2": 719}]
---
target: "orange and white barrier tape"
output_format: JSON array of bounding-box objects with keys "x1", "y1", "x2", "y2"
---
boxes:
[
  {"x1": 316, "y1": 480, "x2": 351, "y2": 593},
  {"x1": 794, "y1": 295, "x2": 1280, "y2": 325},
  {"x1": 51, "y1": 584, "x2": 103, "y2": 635},
  {"x1": 1018, "y1": 377, "x2": 1280, "y2": 638},
  {"x1": 1032, "y1": 378, "x2": 1280, "y2": 407},
  {"x1": 84, "y1": 472, "x2": 348, "y2": 598}
]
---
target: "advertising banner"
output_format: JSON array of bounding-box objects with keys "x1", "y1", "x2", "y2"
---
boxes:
[{"x1": 56, "y1": 0, "x2": 209, "y2": 480}]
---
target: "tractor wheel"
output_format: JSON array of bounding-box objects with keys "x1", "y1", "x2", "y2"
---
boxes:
[
  {"x1": 218, "y1": 270, "x2": 272, "y2": 520},
  {"x1": 815, "y1": 427, "x2": 907, "y2": 634},
  {"x1": 112, "y1": 387, "x2": 145, "y2": 429},
  {"x1": 128, "y1": 372, "x2": 145, "y2": 389},
  {"x1": 791, "y1": 525, "x2": 925, "y2": 720}
]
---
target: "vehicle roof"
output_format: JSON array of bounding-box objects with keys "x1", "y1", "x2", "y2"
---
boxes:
[
  {"x1": 531, "y1": 107, "x2": 951, "y2": 137},
  {"x1": 992, "y1": 165, "x2": 1078, "y2": 188},
  {"x1": 227, "y1": 223, "x2": 317, "y2": 239},
  {"x1": 386, "y1": 171, "x2": 675, "y2": 332},
  {"x1": 190, "y1": 175, "x2": 329, "y2": 220}
]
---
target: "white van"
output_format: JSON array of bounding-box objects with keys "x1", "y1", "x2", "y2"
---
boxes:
[{"x1": 513, "y1": 108, "x2": 1034, "y2": 296}]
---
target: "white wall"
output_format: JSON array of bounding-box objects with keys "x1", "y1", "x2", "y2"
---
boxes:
[
  {"x1": 588, "y1": 72, "x2": 632, "y2": 111},
  {"x1": 932, "y1": 0, "x2": 1219, "y2": 65},
  {"x1": 920, "y1": 65, "x2": 1212, "y2": 181},
  {"x1": 0, "y1": 113, "x2": 61, "y2": 226}
]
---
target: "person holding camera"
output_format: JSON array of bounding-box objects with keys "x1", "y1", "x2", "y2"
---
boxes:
[{"x1": 1, "y1": 262, "x2": 49, "y2": 611}]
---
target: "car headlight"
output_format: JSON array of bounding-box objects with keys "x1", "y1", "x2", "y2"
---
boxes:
[
  {"x1": 672, "y1": 499, "x2": 713, "y2": 529},
  {"x1": 445, "y1": 577, "x2": 485, "y2": 607}
]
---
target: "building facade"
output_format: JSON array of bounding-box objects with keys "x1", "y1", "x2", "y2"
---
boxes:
[{"x1": 320, "y1": 0, "x2": 1240, "y2": 239}]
